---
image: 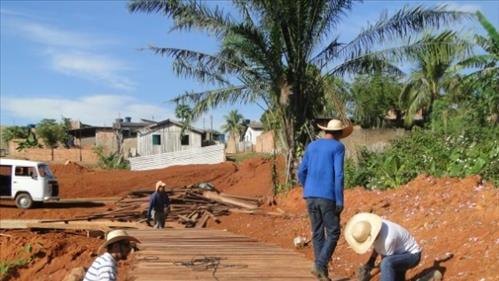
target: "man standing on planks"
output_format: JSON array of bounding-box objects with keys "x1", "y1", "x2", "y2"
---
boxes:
[
  {"x1": 298, "y1": 119, "x2": 353, "y2": 281},
  {"x1": 147, "y1": 181, "x2": 171, "y2": 229}
]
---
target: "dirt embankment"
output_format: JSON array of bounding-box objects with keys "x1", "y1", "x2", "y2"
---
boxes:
[{"x1": 1, "y1": 157, "x2": 498, "y2": 280}]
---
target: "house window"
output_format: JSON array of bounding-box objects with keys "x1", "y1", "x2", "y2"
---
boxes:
[
  {"x1": 152, "y1": 135, "x2": 161, "y2": 145},
  {"x1": 181, "y1": 134, "x2": 189, "y2": 145}
]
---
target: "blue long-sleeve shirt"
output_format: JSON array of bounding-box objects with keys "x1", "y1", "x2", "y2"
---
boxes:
[
  {"x1": 298, "y1": 138, "x2": 345, "y2": 206},
  {"x1": 147, "y1": 191, "x2": 170, "y2": 218}
]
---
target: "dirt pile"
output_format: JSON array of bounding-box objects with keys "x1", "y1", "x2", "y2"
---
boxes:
[
  {"x1": 211, "y1": 174, "x2": 499, "y2": 280},
  {"x1": 50, "y1": 162, "x2": 239, "y2": 198},
  {"x1": 0, "y1": 230, "x2": 103, "y2": 281}
]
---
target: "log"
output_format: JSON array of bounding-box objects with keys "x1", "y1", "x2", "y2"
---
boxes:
[{"x1": 202, "y1": 191, "x2": 258, "y2": 210}]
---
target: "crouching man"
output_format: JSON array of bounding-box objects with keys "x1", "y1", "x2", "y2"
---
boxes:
[
  {"x1": 83, "y1": 229, "x2": 140, "y2": 281},
  {"x1": 344, "y1": 213, "x2": 421, "y2": 281}
]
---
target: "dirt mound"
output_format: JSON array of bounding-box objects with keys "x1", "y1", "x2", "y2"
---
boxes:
[
  {"x1": 0, "y1": 230, "x2": 103, "y2": 281},
  {"x1": 213, "y1": 156, "x2": 283, "y2": 197},
  {"x1": 51, "y1": 162, "x2": 91, "y2": 175},
  {"x1": 212, "y1": 174, "x2": 499, "y2": 280},
  {"x1": 51, "y1": 162, "x2": 238, "y2": 198}
]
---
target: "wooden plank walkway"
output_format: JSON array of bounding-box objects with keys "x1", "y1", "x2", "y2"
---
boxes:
[{"x1": 126, "y1": 229, "x2": 318, "y2": 281}]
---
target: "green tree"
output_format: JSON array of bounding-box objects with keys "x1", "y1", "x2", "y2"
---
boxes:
[
  {"x1": 2, "y1": 126, "x2": 31, "y2": 144},
  {"x1": 221, "y1": 110, "x2": 244, "y2": 142},
  {"x1": 36, "y1": 119, "x2": 65, "y2": 160},
  {"x1": 175, "y1": 103, "x2": 193, "y2": 135},
  {"x1": 1, "y1": 125, "x2": 40, "y2": 151},
  {"x1": 351, "y1": 73, "x2": 402, "y2": 128},
  {"x1": 399, "y1": 31, "x2": 472, "y2": 124},
  {"x1": 458, "y1": 11, "x2": 499, "y2": 124},
  {"x1": 129, "y1": 0, "x2": 470, "y2": 183}
]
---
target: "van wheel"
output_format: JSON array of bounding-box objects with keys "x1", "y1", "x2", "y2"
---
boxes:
[{"x1": 15, "y1": 193, "x2": 33, "y2": 209}]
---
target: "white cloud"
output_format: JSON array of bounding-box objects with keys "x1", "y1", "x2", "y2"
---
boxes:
[
  {"x1": 13, "y1": 20, "x2": 115, "y2": 48},
  {"x1": 3, "y1": 14, "x2": 133, "y2": 90},
  {"x1": 49, "y1": 51, "x2": 134, "y2": 90},
  {"x1": 1, "y1": 95, "x2": 172, "y2": 126}
]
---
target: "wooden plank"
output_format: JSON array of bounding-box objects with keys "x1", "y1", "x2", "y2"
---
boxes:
[{"x1": 127, "y1": 229, "x2": 318, "y2": 280}]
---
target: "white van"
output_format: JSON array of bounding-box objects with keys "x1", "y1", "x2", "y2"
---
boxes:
[{"x1": 0, "y1": 158, "x2": 59, "y2": 208}]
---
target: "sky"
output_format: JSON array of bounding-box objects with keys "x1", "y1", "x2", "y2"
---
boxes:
[{"x1": 1, "y1": 0, "x2": 498, "y2": 131}]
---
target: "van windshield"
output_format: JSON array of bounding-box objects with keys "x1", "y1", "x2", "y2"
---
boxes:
[{"x1": 38, "y1": 165, "x2": 54, "y2": 178}]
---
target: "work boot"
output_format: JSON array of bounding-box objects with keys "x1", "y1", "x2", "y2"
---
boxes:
[{"x1": 311, "y1": 265, "x2": 331, "y2": 281}]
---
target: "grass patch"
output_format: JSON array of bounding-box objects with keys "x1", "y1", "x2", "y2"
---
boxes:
[
  {"x1": 0, "y1": 243, "x2": 33, "y2": 280},
  {"x1": 226, "y1": 152, "x2": 271, "y2": 163}
]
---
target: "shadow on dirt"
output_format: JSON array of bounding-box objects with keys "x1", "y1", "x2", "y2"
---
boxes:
[{"x1": 0, "y1": 201, "x2": 105, "y2": 209}]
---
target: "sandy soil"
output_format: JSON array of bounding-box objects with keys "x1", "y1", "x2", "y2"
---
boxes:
[{"x1": 0, "y1": 158, "x2": 497, "y2": 280}]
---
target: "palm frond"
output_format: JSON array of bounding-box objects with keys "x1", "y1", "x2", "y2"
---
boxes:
[
  {"x1": 171, "y1": 86, "x2": 258, "y2": 118},
  {"x1": 311, "y1": 37, "x2": 344, "y2": 68},
  {"x1": 336, "y1": 5, "x2": 471, "y2": 61},
  {"x1": 129, "y1": 0, "x2": 232, "y2": 36},
  {"x1": 327, "y1": 53, "x2": 404, "y2": 77},
  {"x1": 476, "y1": 11, "x2": 499, "y2": 52}
]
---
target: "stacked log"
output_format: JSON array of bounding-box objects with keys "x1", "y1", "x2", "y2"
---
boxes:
[{"x1": 41, "y1": 184, "x2": 265, "y2": 228}]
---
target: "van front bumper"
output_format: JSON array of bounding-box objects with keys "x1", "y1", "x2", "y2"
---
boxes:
[{"x1": 43, "y1": 196, "x2": 60, "y2": 202}]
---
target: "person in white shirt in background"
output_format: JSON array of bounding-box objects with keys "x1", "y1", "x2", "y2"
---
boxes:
[
  {"x1": 344, "y1": 213, "x2": 422, "y2": 281},
  {"x1": 83, "y1": 229, "x2": 141, "y2": 281}
]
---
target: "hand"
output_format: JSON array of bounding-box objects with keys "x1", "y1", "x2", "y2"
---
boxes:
[
  {"x1": 335, "y1": 205, "x2": 343, "y2": 215},
  {"x1": 356, "y1": 264, "x2": 372, "y2": 281}
]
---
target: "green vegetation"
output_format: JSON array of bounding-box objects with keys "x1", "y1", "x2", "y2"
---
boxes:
[
  {"x1": 221, "y1": 110, "x2": 245, "y2": 143},
  {"x1": 350, "y1": 73, "x2": 402, "y2": 128},
  {"x1": 0, "y1": 243, "x2": 33, "y2": 279},
  {"x1": 93, "y1": 146, "x2": 130, "y2": 170},
  {"x1": 129, "y1": 0, "x2": 469, "y2": 184}
]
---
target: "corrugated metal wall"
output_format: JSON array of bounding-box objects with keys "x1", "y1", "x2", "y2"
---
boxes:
[
  {"x1": 129, "y1": 144, "x2": 225, "y2": 171},
  {"x1": 137, "y1": 124, "x2": 202, "y2": 156}
]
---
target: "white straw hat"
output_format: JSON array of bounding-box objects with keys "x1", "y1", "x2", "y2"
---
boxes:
[
  {"x1": 98, "y1": 229, "x2": 140, "y2": 253},
  {"x1": 317, "y1": 119, "x2": 353, "y2": 139},
  {"x1": 344, "y1": 213, "x2": 382, "y2": 254},
  {"x1": 155, "y1": 181, "x2": 166, "y2": 191}
]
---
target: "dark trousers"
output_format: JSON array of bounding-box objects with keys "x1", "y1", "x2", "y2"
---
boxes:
[
  {"x1": 380, "y1": 251, "x2": 421, "y2": 281},
  {"x1": 306, "y1": 198, "x2": 341, "y2": 271}
]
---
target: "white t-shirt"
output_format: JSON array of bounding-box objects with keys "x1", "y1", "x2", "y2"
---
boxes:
[
  {"x1": 373, "y1": 219, "x2": 421, "y2": 256},
  {"x1": 83, "y1": 252, "x2": 117, "y2": 281}
]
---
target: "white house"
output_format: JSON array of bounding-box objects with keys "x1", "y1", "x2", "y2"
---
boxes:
[
  {"x1": 243, "y1": 121, "x2": 264, "y2": 145},
  {"x1": 136, "y1": 119, "x2": 204, "y2": 156}
]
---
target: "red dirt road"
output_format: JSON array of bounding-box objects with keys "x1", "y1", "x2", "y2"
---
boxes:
[{"x1": 1, "y1": 158, "x2": 498, "y2": 280}]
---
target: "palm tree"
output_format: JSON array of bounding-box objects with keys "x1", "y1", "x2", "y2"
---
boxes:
[
  {"x1": 175, "y1": 103, "x2": 193, "y2": 135},
  {"x1": 129, "y1": 0, "x2": 471, "y2": 182},
  {"x1": 458, "y1": 11, "x2": 498, "y2": 123},
  {"x1": 460, "y1": 11, "x2": 499, "y2": 87},
  {"x1": 221, "y1": 110, "x2": 244, "y2": 141},
  {"x1": 399, "y1": 31, "x2": 471, "y2": 124}
]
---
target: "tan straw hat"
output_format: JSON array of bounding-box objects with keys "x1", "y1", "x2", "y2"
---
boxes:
[
  {"x1": 317, "y1": 119, "x2": 353, "y2": 139},
  {"x1": 344, "y1": 213, "x2": 382, "y2": 254},
  {"x1": 98, "y1": 229, "x2": 140, "y2": 253},
  {"x1": 155, "y1": 180, "x2": 166, "y2": 191}
]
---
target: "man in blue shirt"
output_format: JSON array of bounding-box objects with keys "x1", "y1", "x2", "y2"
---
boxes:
[
  {"x1": 147, "y1": 181, "x2": 170, "y2": 229},
  {"x1": 298, "y1": 119, "x2": 353, "y2": 281}
]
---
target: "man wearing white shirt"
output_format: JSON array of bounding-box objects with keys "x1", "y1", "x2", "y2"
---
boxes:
[
  {"x1": 344, "y1": 213, "x2": 422, "y2": 281},
  {"x1": 83, "y1": 229, "x2": 140, "y2": 281}
]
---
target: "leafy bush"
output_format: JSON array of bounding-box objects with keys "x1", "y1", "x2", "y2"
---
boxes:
[
  {"x1": 346, "y1": 126, "x2": 499, "y2": 189},
  {"x1": 93, "y1": 146, "x2": 130, "y2": 170}
]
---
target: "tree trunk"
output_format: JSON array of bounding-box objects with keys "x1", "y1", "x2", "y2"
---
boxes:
[{"x1": 51, "y1": 148, "x2": 54, "y2": 161}]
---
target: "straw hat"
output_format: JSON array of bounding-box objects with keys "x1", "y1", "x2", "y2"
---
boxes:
[
  {"x1": 155, "y1": 181, "x2": 166, "y2": 191},
  {"x1": 344, "y1": 213, "x2": 382, "y2": 254},
  {"x1": 317, "y1": 119, "x2": 353, "y2": 139},
  {"x1": 98, "y1": 229, "x2": 140, "y2": 253}
]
